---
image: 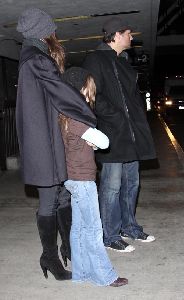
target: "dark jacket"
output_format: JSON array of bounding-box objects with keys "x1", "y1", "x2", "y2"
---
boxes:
[
  {"x1": 16, "y1": 46, "x2": 96, "y2": 186},
  {"x1": 83, "y1": 43, "x2": 156, "y2": 163},
  {"x1": 60, "y1": 118, "x2": 96, "y2": 181}
]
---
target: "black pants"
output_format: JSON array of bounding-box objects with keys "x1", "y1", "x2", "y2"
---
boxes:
[{"x1": 37, "y1": 184, "x2": 71, "y2": 216}]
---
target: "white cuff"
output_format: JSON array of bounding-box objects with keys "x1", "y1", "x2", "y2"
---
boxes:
[{"x1": 81, "y1": 128, "x2": 109, "y2": 149}]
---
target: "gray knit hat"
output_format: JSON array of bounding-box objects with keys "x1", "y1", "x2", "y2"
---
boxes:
[{"x1": 17, "y1": 8, "x2": 57, "y2": 39}]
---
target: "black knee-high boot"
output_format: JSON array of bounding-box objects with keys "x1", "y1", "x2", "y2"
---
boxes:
[
  {"x1": 37, "y1": 214, "x2": 72, "y2": 280},
  {"x1": 57, "y1": 206, "x2": 72, "y2": 267}
]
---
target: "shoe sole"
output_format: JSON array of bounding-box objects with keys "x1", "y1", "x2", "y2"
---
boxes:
[
  {"x1": 106, "y1": 245, "x2": 135, "y2": 253},
  {"x1": 121, "y1": 236, "x2": 131, "y2": 240},
  {"x1": 122, "y1": 235, "x2": 156, "y2": 243},
  {"x1": 135, "y1": 237, "x2": 156, "y2": 243}
]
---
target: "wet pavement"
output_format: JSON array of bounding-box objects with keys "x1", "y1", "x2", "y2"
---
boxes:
[{"x1": 0, "y1": 112, "x2": 184, "y2": 300}]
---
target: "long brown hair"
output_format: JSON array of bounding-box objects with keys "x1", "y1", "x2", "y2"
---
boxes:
[
  {"x1": 81, "y1": 75, "x2": 96, "y2": 110},
  {"x1": 44, "y1": 34, "x2": 65, "y2": 73},
  {"x1": 59, "y1": 75, "x2": 96, "y2": 132}
]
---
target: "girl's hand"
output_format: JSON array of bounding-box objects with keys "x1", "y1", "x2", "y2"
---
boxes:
[{"x1": 86, "y1": 141, "x2": 98, "y2": 150}]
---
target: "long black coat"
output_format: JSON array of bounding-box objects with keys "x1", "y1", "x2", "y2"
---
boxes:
[
  {"x1": 16, "y1": 46, "x2": 96, "y2": 186},
  {"x1": 83, "y1": 43, "x2": 156, "y2": 163}
]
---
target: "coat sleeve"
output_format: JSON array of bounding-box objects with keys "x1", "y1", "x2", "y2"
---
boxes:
[
  {"x1": 83, "y1": 53, "x2": 117, "y2": 120},
  {"x1": 68, "y1": 119, "x2": 109, "y2": 149},
  {"x1": 31, "y1": 54, "x2": 96, "y2": 128},
  {"x1": 83, "y1": 53, "x2": 103, "y2": 93}
]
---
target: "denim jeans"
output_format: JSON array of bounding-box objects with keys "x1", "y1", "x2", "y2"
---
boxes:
[
  {"x1": 64, "y1": 180, "x2": 118, "y2": 286},
  {"x1": 99, "y1": 162, "x2": 143, "y2": 245}
]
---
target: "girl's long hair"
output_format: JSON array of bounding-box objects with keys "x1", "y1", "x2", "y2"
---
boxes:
[
  {"x1": 59, "y1": 75, "x2": 96, "y2": 132},
  {"x1": 44, "y1": 34, "x2": 65, "y2": 73},
  {"x1": 81, "y1": 76, "x2": 96, "y2": 110}
]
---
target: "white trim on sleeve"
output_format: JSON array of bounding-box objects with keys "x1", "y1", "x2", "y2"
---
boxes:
[{"x1": 81, "y1": 128, "x2": 109, "y2": 149}]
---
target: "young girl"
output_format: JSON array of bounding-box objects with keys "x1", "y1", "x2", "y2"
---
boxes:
[{"x1": 59, "y1": 67, "x2": 128, "y2": 287}]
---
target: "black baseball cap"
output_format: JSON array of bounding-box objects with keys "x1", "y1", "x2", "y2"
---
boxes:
[{"x1": 102, "y1": 17, "x2": 132, "y2": 35}]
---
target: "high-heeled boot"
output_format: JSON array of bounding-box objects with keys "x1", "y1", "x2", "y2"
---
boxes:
[
  {"x1": 57, "y1": 206, "x2": 72, "y2": 267},
  {"x1": 37, "y1": 214, "x2": 72, "y2": 280}
]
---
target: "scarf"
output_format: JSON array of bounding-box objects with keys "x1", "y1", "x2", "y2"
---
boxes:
[{"x1": 22, "y1": 38, "x2": 49, "y2": 55}]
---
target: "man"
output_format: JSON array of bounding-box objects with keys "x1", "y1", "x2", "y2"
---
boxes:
[{"x1": 83, "y1": 17, "x2": 156, "y2": 252}]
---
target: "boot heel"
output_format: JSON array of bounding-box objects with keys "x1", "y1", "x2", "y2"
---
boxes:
[
  {"x1": 60, "y1": 246, "x2": 68, "y2": 267},
  {"x1": 40, "y1": 264, "x2": 48, "y2": 279},
  {"x1": 62, "y1": 254, "x2": 68, "y2": 267}
]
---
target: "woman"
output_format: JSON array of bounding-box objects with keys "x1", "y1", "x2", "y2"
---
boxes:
[{"x1": 16, "y1": 8, "x2": 96, "y2": 280}]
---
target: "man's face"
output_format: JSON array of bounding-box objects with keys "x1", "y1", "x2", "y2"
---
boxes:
[{"x1": 116, "y1": 29, "x2": 133, "y2": 51}]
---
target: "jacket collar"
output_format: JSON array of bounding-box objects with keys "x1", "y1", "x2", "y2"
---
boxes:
[{"x1": 96, "y1": 42, "x2": 128, "y2": 60}]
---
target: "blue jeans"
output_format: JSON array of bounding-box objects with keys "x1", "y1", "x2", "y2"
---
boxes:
[
  {"x1": 99, "y1": 162, "x2": 143, "y2": 245},
  {"x1": 64, "y1": 180, "x2": 118, "y2": 286}
]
